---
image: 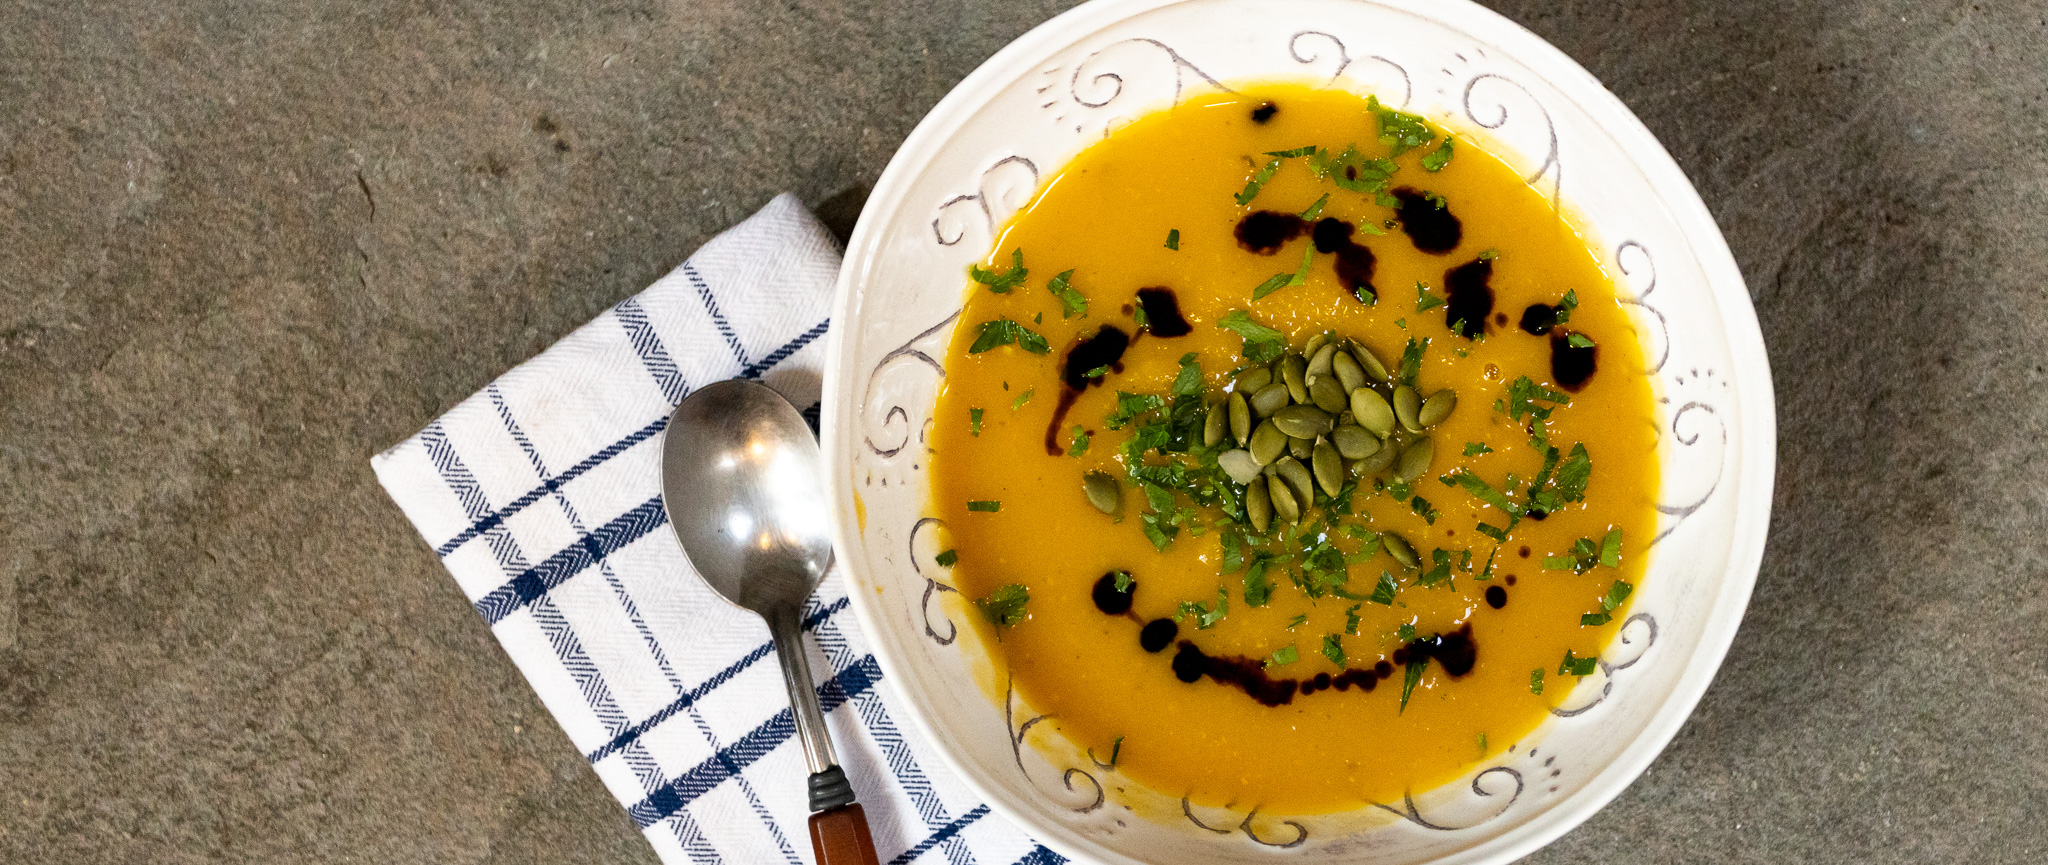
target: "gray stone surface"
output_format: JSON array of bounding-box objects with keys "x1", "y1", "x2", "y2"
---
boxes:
[{"x1": 2, "y1": 0, "x2": 2043, "y2": 862}]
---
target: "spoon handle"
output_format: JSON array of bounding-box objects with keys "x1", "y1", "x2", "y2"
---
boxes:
[
  {"x1": 770, "y1": 605, "x2": 839, "y2": 776},
  {"x1": 809, "y1": 802, "x2": 882, "y2": 865}
]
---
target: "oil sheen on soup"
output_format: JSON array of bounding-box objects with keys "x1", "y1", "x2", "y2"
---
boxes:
[{"x1": 926, "y1": 84, "x2": 1658, "y2": 814}]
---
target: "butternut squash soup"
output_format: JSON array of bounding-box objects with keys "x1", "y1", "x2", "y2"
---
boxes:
[{"x1": 926, "y1": 84, "x2": 1658, "y2": 814}]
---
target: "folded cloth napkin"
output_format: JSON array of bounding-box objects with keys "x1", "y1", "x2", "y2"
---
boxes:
[{"x1": 373, "y1": 195, "x2": 1060, "y2": 865}]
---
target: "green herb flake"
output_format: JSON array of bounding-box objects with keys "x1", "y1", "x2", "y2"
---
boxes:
[
  {"x1": 967, "y1": 248, "x2": 1028, "y2": 293},
  {"x1": 1542, "y1": 554, "x2": 1579, "y2": 571},
  {"x1": 1411, "y1": 496, "x2": 1439, "y2": 525},
  {"x1": 1299, "y1": 192, "x2": 1330, "y2": 221},
  {"x1": 1397, "y1": 337, "x2": 1429, "y2": 386},
  {"x1": 1530, "y1": 668, "x2": 1546, "y2": 694},
  {"x1": 1265, "y1": 145, "x2": 1318, "y2": 158},
  {"x1": 1045, "y1": 269, "x2": 1088, "y2": 319},
  {"x1": 1398, "y1": 622, "x2": 1417, "y2": 642},
  {"x1": 1555, "y1": 289, "x2": 1578, "y2": 323},
  {"x1": 1449, "y1": 470, "x2": 1526, "y2": 518},
  {"x1": 1067, "y1": 425, "x2": 1091, "y2": 457},
  {"x1": 966, "y1": 500, "x2": 1001, "y2": 512},
  {"x1": 1171, "y1": 353, "x2": 1205, "y2": 397},
  {"x1": 1165, "y1": 229, "x2": 1180, "y2": 250},
  {"x1": 1463, "y1": 442, "x2": 1495, "y2": 457},
  {"x1": 1235, "y1": 158, "x2": 1282, "y2": 206},
  {"x1": 935, "y1": 549, "x2": 958, "y2": 567},
  {"x1": 969, "y1": 408, "x2": 984, "y2": 436},
  {"x1": 1110, "y1": 735, "x2": 1124, "y2": 766},
  {"x1": 1602, "y1": 580, "x2": 1634, "y2": 612},
  {"x1": 1176, "y1": 587, "x2": 1231, "y2": 629},
  {"x1": 1599, "y1": 528, "x2": 1623, "y2": 568},
  {"x1": 1216, "y1": 310, "x2": 1286, "y2": 362},
  {"x1": 1415, "y1": 281, "x2": 1446, "y2": 312},
  {"x1": 1553, "y1": 443, "x2": 1592, "y2": 503},
  {"x1": 967, "y1": 318, "x2": 1052, "y2": 355},
  {"x1": 1568, "y1": 332, "x2": 1596, "y2": 349},
  {"x1": 1266, "y1": 645, "x2": 1299, "y2": 668},
  {"x1": 1012, "y1": 388, "x2": 1034, "y2": 410},
  {"x1": 1242, "y1": 556, "x2": 1274, "y2": 607},
  {"x1": 1285, "y1": 614, "x2": 1308, "y2": 630},
  {"x1": 1368, "y1": 95, "x2": 1436, "y2": 157},
  {"x1": 1477, "y1": 248, "x2": 1500, "y2": 261},
  {"x1": 1400, "y1": 654, "x2": 1427, "y2": 712},
  {"x1": 1422, "y1": 136, "x2": 1455, "y2": 172},
  {"x1": 1559, "y1": 649, "x2": 1598, "y2": 677},
  {"x1": 1251, "y1": 271, "x2": 1292, "y2": 300},
  {"x1": 1343, "y1": 603, "x2": 1364, "y2": 635},
  {"x1": 1423, "y1": 190, "x2": 1449, "y2": 210},
  {"x1": 975, "y1": 584, "x2": 1030, "y2": 628},
  {"x1": 1369, "y1": 571, "x2": 1399, "y2": 605},
  {"x1": 1287, "y1": 243, "x2": 1315, "y2": 288},
  {"x1": 1316, "y1": 635, "x2": 1343, "y2": 666},
  {"x1": 1581, "y1": 612, "x2": 1612, "y2": 626}
]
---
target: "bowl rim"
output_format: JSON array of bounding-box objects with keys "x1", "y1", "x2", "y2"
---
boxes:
[{"x1": 820, "y1": 0, "x2": 1777, "y2": 860}]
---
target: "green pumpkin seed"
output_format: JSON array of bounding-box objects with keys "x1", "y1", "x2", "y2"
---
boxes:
[
  {"x1": 1228, "y1": 391, "x2": 1252, "y2": 446},
  {"x1": 1393, "y1": 385, "x2": 1424, "y2": 433},
  {"x1": 1275, "y1": 456, "x2": 1316, "y2": 506},
  {"x1": 1203, "y1": 401, "x2": 1226, "y2": 447},
  {"x1": 1352, "y1": 434, "x2": 1399, "y2": 476},
  {"x1": 1331, "y1": 350, "x2": 1367, "y2": 392},
  {"x1": 1350, "y1": 387, "x2": 1397, "y2": 437},
  {"x1": 1235, "y1": 366, "x2": 1272, "y2": 394},
  {"x1": 1288, "y1": 434, "x2": 1313, "y2": 460},
  {"x1": 1271, "y1": 404, "x2": 1334, "y2": 439},
  {"x1": 1312, "y1": 437, "x2": 1343, "y2": 496},
  {"x1": 1246, "y1": 477, "x2": 1273, "y2": 533},
  {"x1": 1217, "y1": 448, "x2": 1262, "y2": 484},
  {"x1": 1268, "y1": 475, "x2": 1301, "y2": 523},
  {"x1": 1418, "y1": 389, "x2": 1457, "y2": 428},
  {"x1": 1383, "y1": 531, "x2": 1420, "y2": 569},
  {"x1": 1302, "y1": 332, "x2": 1328, "y2": 362},
  {"x1": 1249, "y1": 419, "x2": 1286, "y2": 465},
  {"x1": 1083, "y1": 471, "x2": 1121, "y2": 514},
  {"x1": 1307, "y1": 373, "x2": 1348, "y2": 413},
  {"x1": 1350, "y1": 342, "x2": 1392, "y2": 383},
  {"x1": 1332, "y1": 424, "x2": 1379, "y2": 460},
  {"x1": 1281, "y1": 354, "x2": 1309, "y2": 404},
  {"x1": 1251, "y1": 382, "x2": 1292, "y2": 416},
  {"x1": 1306, "y1": 342, "x2": 1338, "y2": 378},
  {"x1": 1394, "y1": 435, "x2": 1435, "y2": 483}
]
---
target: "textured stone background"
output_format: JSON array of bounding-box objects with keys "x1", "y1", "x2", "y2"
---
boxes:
[{"x1": 3, "y1": 0, "x2": 2044, "y2": 862}]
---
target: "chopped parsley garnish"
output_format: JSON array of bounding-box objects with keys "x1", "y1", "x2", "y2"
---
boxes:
[
  {"x1": 1012, "y1": 388, "x2": 1034, "y2": 410},
  {"x1": 1045, "y1": 269, "x2": 1088, "y2": 318},
  {"x1": 1242, "y1": 556, "x2": 1274, "y2": 607},
  {"x1": 1266, "y1": 645, "x2": 1299, "y2": 668},
  {"x1": 1421, "y1": 136, "x2": 1454, "y2": 172},
  {"x1": 1110, "y1": 735, "x2": 1123, "y2": 765},
  {"x1": 1530, "y1": 668, "x2": 1545, "y2": 694},
  {"x1": 1568, "y1": 332, "x2": 1596, "y2": 348},
  {"x1": 1553, "y1": 443, "x2": 1592, "y2": 502},
  {"x1": 1172, "y1": 353, "x2": 1204, "y2": 395},
  {"x1": 1322, "y1": 634, "x2": 1344, "y2": 665},
  {"x1": 1477, "y1": 248, "x2": 1500, "y2": 261},
  {"x1": 1368, "y1": 95, "x2": 1436, "y2": 157},
  {"x1": 1067, "y1": 425, "x2": 1090, "y2": 457},
  {"x1": 1235, "y1": 158, "x2": 1282, "y2": 206},
  {"x1": 1599, "y1": 528, "x2": 1623, "y2": 567},
  {"x1": 1463, "y1": 442, "x2": 1495, "y2": 457},
  {"x1": 1299, "y1": 193, "x2": 1330, "y2": 221},
  {"x1": 969, "y1": 407, "x2": 983, "y2": 436},
  {"x1": 1216, "y1": 310, "x2": 1286, "y2": 362},
  {"x1": 1397, "y1": 337, "x2": 1429, "y2": 387},
  {"x1": 1400, "y1": 654, "x2": 1427, "y2": 712},
  {"x1": 1498, "y1": 375, "x2": 1570, "y2": 426},
  {"x1": 1343, "y1": 603, "x2": 1364, "y2": 635},
  {"x1": 1554, "y1": 289, "x2": 1578, "y2": 323},
  {"x1": 1265, "y1": 145, "x2": 1318, "y2": 158},
  {"x1": 1285, "y1": 614, "x2": 1308, "y2": 629},
  {"x1": 1251, "y1": 271, "x2": 1292, "y2": 300},
  {"x1": 934, "y1": 549, "x2": 958, "y2": 567},
  {"x1": 1176, "y1": 587, "x2": 1229, "y2": 629},
  {"x1": 1103, "y1": 391, "x2": 1165, "y2": 429},
  {"x1": 968, "y1": 248, "x2": 1027, "y2": 293},
  {"x1": 1580, "y1": 612, "x2": 1612, "y2": 626},
  {"x1": 1415, "y1": 281, "x2": 1445, "y2": 312},
  {"x1": 1164, "y1": 229, "x2": 1180, "y2": 250},
  {"x1": 1447, "y1": 469, "x2": 1526, "y2": 518},
  {"x1": 1111, "y1": 570, "x2": 1133, "y2": 593},
  {"x1": 1542, "y1": 554, "x2": 1581, "y2": 571},
  {"x1": 1368, "y1": 571, "x2": 1399, "y2": 606},
  {"x1": 967, "y1": 318, "x2": 1051, "y2": 354},
  {"x1": 1602, "y1": 579, "x2": 1634, "y2": 612},
  {"x1": 1083, "y1": 365, "x2": 1109, "y2": 379},
  {"x1": 975, "y1": 584, "x2": 1029, "y2": 628},
  {"x1": 1478, "y1": 732, "x2": 1488, "y2": 753},
  {"x1": 1286, "y1": 243, "x2": 1314, "y2": 287},
  {"x1": 1423, "y1": 190, "x2": 1449, "y2": 210},
  {"x1": 1398, "y1": 622, "x2": 1416, "y2": 642},
  {"x1": 1559, "y1": 649, "x2": 1598, "y2": 677},
  {"x1": 1411, "y1": 496, "x2": 1439, "y2": 524},
  {"x1": 966, "y1": 500, "x2": 1001, "y2": 512}
]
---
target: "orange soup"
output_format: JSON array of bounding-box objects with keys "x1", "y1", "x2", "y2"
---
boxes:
[{"x1": 926, "y1": 84, "x2": 1657, "y2": 814}]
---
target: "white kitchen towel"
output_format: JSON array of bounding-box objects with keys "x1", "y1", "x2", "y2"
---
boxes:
[{"x1": 372, "y1": 194, "x2": 1060, "y2": 865}]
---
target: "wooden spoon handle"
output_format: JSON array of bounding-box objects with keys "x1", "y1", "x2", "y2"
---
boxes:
[{"x1": 808, "y1": 803, "x2": 881, "y2": 865}]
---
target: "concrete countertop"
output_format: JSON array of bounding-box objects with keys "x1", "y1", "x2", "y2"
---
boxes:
[{"x1": 2, "y1": 0, "x2": 2043, "y2": 862}]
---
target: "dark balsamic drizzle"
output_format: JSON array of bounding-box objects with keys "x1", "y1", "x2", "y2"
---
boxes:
[
  {"x1": 1234, "y1": 210, "x2": 1304, "y2": 253},
  {"x1": 1091, "y1": 572, "x2": 1135, "y2": 616},
  {"x1": 1392, "y1": 187, "x2": 1462, "y2": 253},
  {"x1": 1443, "y1": 258, "x2": 1493, "y2": 339},
  {"x1": 1310, "y1": 217, "x2": 1378, "y2": 303},
  {"x1": 1166, "y1": 624, "x2": 1464, "y2": 705},
  {"x1": 1135, "y1": 287, "x2": 1192, "y2": 337},
  {"x1": 1519, "y1": 303, "x2": 1558, "y2": 335},
  {"x1": 1550, "y1": 331, "x2": 1598, "y2": 391},
  {"x1": 1046, "y1": 325, "x2": 1131, "y2": 454},
  {"x1": 1250, "y1": 102, "x2": 1278, "y2": 123},
  {"x1": 1403, "y1": 623, "x2": 1478, "y2": 677},
  {"x1": 1139, "y1": 619, "x2": 1178, "y2": 653},
  {"x1": 1485, "y1": 585, "x2": 1508, "y2": 609}
]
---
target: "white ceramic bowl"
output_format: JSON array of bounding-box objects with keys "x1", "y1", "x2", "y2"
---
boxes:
[{"x1": 821, "y1": 0, "x2": 1775, "y2": 861}]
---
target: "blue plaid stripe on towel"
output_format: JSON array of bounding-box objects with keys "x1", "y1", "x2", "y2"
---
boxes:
[{"x1": 373, "y1": 195, "x2": 1060, "y2": 865}]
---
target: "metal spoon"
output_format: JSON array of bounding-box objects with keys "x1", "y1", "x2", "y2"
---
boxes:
[{"x1": 661, "y1": 379, "x2": 880, "y2": 865}]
